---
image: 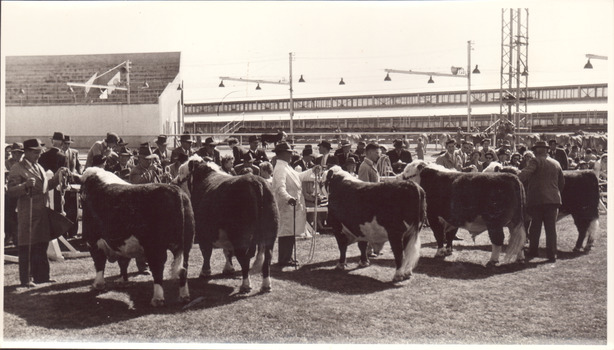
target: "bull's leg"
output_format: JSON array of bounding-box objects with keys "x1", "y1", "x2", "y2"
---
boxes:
[
  {"x1": 428, "y1": 215, "x2": 446, "y2": 257},
  {"x1": 333, "y1": 231, "x2": 349, "y2": 270},
  {"x1": 89, "y1": 246, "x2": 107, "y2": 291},
  {"x1": 486, "y1": 226, "x2": 505, "y2": 266},
  {"x1": 260, "y1": 245, "x2": 273, "y2": 293},
  {"x1": 357, "y1": 241, "x2": 370, "y2": 268},
  {"x1": 250, "y1": 245, "x2": 264, "y2": 275},
  {"x1": 199, "y1": 241, "x2": 213, "y2": 278},
  {"x1": 444, "y1": 227, "x2": 458, "y2": 256},
  {"x1": 390, "y1": 234, "x2": 405, "y2": 282},
  {"x1": 115, "y1": 257, "x2": 130, "y2": 285},
  {"x1": 572, "y1": 216, "x2": 590, "y2": 252},
  {"x1": 235, "y1": 248, "x2": 252, "y2": 294},
  {"x1": 222, "y1": 249, "x2": 236, "y2": 275},
  {"x1": 147, "y1": 249, "x2": 167, "y2": 307}
]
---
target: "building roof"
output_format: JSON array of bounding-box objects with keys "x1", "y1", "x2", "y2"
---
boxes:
[{"x1": 5, "y1": 52, "x2": 180, "y2": 106}]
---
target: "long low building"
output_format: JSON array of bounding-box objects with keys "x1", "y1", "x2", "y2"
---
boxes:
[{"x1": 184, "y1": 83, "x2": 607, "y2": 133}]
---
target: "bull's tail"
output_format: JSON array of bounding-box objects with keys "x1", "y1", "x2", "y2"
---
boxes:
[
  {"x1": 170, "y1": 251, "x2": 184, "y2": 280},
  {"x1": 585, "y1": 218, "x2": 599, "y2": 251},
  {"x1": 250, "y1": 244, "x2": 265, "y2": 274},
  {"x1": 505, "y1": 177, "x2": 527, "y2": 263}
]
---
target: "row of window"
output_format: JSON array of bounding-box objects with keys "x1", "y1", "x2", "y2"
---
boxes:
[{"x1": 185, "y1": 84, "x2": 608, "y2": 115}]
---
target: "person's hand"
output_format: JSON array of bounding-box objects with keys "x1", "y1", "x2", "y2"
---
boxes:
[
  {"x1": 288, "y1": 197, "x2": 297, "y2": 206},
  {"x1": 312, "y1": 165, "x2": 322, "y2": 176},
  {"x1": 25, "y1": 177, "x2": 36, "y2": 189}
]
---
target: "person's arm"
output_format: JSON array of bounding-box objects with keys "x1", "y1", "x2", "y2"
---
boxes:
[
  {"x1": 260, "y1": 150, "x2": 269, "y2": 162},
  {"x1": 130, "y1": 168, "x2": 155, "y2": 184},
  {"x1": 558, "y1": 167, "x2": 565, "y2": 191},
  {"x1": 273, "y1": 168, "x2": 293, "y2": 204},
  {"x1": 297, "y1": 167, "x2": 314, "y2": 181},
  {"x1": 7, "y1": 165, "x2": 29, "y2": 198},
  {"x1": 357, "y1": 163, "x2": 368, "y2": 182},
  {"x1": 74, "y1": 150, "x2": 82, "y2": 175},
  {"x1": 518, "y1": 158, "x2": 538, "y2": 182}
]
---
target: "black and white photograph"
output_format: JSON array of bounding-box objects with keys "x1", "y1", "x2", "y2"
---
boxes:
[{"x1": 1, "y1": 0, "x2": 612, "y2": 348}]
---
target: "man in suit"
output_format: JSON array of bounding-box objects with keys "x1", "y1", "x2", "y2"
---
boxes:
[
  {"x1": 334, "y1": 140, "x2": 359, "y2": 171},
  {"x1": 85, "y1": 132, "x2": 119, "y2": 169},
  {"x1": 234, "y1": 152, "x2": 260, "y2": 175},
  {"x1": 386, "y1": 139, "x2": 413, "y2": 174},
  {"x1": 198, "y1": 137, "x2": 221, "y2": 166},
  {"x1": 519, "y1": 141, "x2": 565, "y2": 263},
  {"x1": 39, "y1": 132, "x2": 68, "y2": 215},
  {"x1": 61, "y1": 135, "x2": 81, "y2": 237},
  {"x1": 272, "y1": 142, "x2": 322, "y2": 267},
  {"x1": 293, "y1": 146, "x2": 314, "y2": 172},
  {"x1": 247, "y1": 135, "x2": 269, "y2": 167},
  {"x1": 5, "y1": 142, "x2": 24, "y2": 245},
  {"x1": 153, "y1": 135, "x2": 171, "y2": 169},
  {"x1": 7, "y1": 139, "x2": 67, "y2": 287},
  {"x1": 358, "y1": 143, "x2": 381, "y2": 183},
  {"x1": 228, "y1": 137, "x2": 244, "y2": 167},
  {"x1": 548, "y1": 139, "x2": 569, "y2": 170},
  {"x1": 314, "y1": 140, "x2": 339, "y2": 169},
  {"x1": 171, "y1": 133, "x2": 195, "y2": 164}
]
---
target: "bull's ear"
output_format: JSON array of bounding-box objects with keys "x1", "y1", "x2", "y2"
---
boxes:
[
  {"x1": 326, "y1": 169, "x2": 334, "y2": 182},
  {"x1": 188, "y1": 160, "x2": 196, "y2": 172},
  {"x1": 495, "y1": 166, "x2": 501, "y2": 172},
  {"x1": 417, "y1": 162, "x2": 426, "y2": 171}
]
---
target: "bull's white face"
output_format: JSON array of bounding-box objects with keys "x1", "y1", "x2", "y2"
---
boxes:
[
  {"x1": 399, "y1": 160, "x2": 427, "y2": 185},
  {"x1": 82, "y1": 167, "x2": 128, "y2": 185},
  {"x1": 174, "y1": 154, "x2": 204, "y2": 195}
]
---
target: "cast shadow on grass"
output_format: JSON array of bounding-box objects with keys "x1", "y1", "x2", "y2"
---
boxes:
[{"x1": 3, "y1": 275, "x2": 251, "y2": 331}]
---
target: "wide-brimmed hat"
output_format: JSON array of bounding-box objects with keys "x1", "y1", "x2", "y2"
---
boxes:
[
  {"x1": 23, "y1": 139, "x2": 45, "y2": 150},
  {"x1": 204, "y1": 137, "x2": 218, "y2": 147},
  {"x1": 179, "y1": 133, "x2": 194, "y2": 143},
  {"x1": 118, "y1": 146, "x2": 132, "y2": 156},
  {"x1": 105, "y1": 132, "x2": 120, "y2": 144},
  {"x1": 445, "y1": 139, "x2": 456, "y2": 146},
  {"x1": 533, "y1": 141, "x2": 549, "y2": 149},
  {"x1": 138, "y1": 143, "x2": 157, "y2": 159},
  {"x1": 154, "y1": 135, "x2": 168, "y2": 145},
  {"x1": 480, "y1": 138, "x2": 491, "y2": 145},
  {"x1": 11, "y1": 142, "x2": 24, "y2": 152},
  {"x1": 273, "y1": 142, "x2": 292, "y2": 154},
  {"x1": 302, "y1": 147, "x2": 313, "y2": 157},
  {"x1": 340, "y1": 139, "x2": 351, "y2": 147},
  {"x1": 117, "y1": 137, "x2": 129, "y2": 146},
  {"x1": 248, "y1": 135, "x2": 259, "y2": 143},
  {"x1": 317, "y1": 140, "x2": 332, "y2": 150},
  {"x1": 498, "y1": 148, "x2": 511, "y2": 156},
  {"x1": 51, "y1": 132, "x2": 65, "y2": 141},
  {"x1": 393, "y1": 139, "x2": 403, "y2": 148},
  {"x1": 63, "y1": 135, "x2": 74, "y2": 144},
  {"x1": 501, "y1": 140, "x2": 511, "y2": 147}
]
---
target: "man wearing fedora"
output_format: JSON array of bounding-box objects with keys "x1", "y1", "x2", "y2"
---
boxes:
[
  {"x1": 153, "y1": 135, "x2": 172, "y2": 169},
  {"x1": 199, "y1": 137, "x2": 221, "y2": 166},
  {"x1": 171, "y1": 132, "x2": 195, "y2": 164},
  {"x1": 335, "y1": 140, "x2": 359, "y2": 171},
  {"x1": 234, "y1": 151, "x2": 260, "y2": 176},
  {"x1": 293, "y1": 145, "x2": 315, "y2": 172},
  {"x1": 272, "y1": 142, "x2": 322, "y2": 267},
  {"x1": 315, "y1": 140, "x2": 339, "y2": 169},
  {"x1": 5, "y1": 142, "x2": 24, "y2": 245},
  {"x1": 7, "y1": 139, "x2": 68, "y2": 287},
  {"x1": 130, "y1": 143, "x2": 161, "y2": 185},
  {"x1": 519, "y1": 140, "x2": 565, "y2": 263},
  {"x1": 386, "y1": 138, "x2": 413, "y2": 174},
  {"x1": 247, "y1": 135, "x2": 269, "y2": 167},
  {"x1": 85, "y1": 132, "x2": 120, "y2": 169},
  {"x1": 39, "y1": 132, "x2": 68, "y2": 174},
  {"x1": 548, "y1": 139, "x2": 569, "y2": 170},
  {"x1": 61, "y1": 135, "x2": 81, "y2": 237},
  {"x1": 109, "y1": 146, "x2": 134, "y2": 181}
]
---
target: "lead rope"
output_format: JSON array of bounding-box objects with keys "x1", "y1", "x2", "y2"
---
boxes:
[{"x1": 304, "y1": 172, "x2": 321, "y2": 264}]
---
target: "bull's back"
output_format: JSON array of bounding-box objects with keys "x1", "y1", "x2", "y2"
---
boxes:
[{"x1": 561, "y1": 170, "x2": 599, "y2": 219}]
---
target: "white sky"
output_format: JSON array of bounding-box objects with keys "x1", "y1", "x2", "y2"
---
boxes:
[{"x1": 1, "y1": 0, "x2": 612, "y2": 104}]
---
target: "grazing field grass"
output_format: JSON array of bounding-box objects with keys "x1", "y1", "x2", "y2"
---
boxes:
[{"x1": 3, "y1": 213, "x2": 607, "y2": 345}]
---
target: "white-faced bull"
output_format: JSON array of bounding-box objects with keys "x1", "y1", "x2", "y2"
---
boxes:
[
  {"x1": 79, "y1": 167, "x2": 195, "y2": 307},
  {"x1": 325, "y1": 166, "x2": 426, "y2": 282},
  {"x1": 400, "y1": 160, "x2": 526, "y2": 266},
  {"x1": 185, "y1": 160, "x2": 279, "y2": 294}
]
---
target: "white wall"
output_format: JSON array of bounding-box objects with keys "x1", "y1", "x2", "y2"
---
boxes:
[
  {"x1": 158, "y1": 74, "x2": 183, "y2": 145},
  {"x1": 5, "y1": 104, "x2": 160, "y2": 149}
]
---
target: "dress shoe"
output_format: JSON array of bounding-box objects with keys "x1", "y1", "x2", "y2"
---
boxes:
[
  {"x1": 138, "y1": 269, "x2": 151, "y2": 276},
  {"x1": 279, "y1": 260, "x2": 299, "y2": 268},
  {"x1": 34, "y1": 279, "x2": 57, "y2": 284},
  {"x1": 547, "y1": 257, "x2": 557, "y2": 263},
  {"x1": 20, "y1": 281, "x2": 36, "y2": 288}
]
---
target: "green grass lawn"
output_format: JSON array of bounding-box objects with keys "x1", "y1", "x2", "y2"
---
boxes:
[{"x1": 3, "y1": 213, "x2": 607, "y2": 345}]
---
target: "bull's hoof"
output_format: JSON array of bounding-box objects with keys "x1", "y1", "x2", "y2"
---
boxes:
[
  {"x1": 572, "y1": 247, "x2": 582, "y2": 253},
  {"x1": 485, "y1": 260, "x2": 500, "y2": 268},
  {"x1": 238, "y1": 286, "x2": 252, "y2": 294},
  {"x1": 199, "y1": 269, "x2": 212, "y2": 278},
  {"x1": 335, "y1": 263, "x2": 348, "y2": 270},
  {"x1": 434, "y1": 249, "x2": 446, "y2": 258},
  {"x1": 357, "y1": 260, "x2": 370, "y2": 268},
  {"x1": 260, "y1": 285, "x2": 272, "y2": 293},
  {"x1": 444, "y1": 247, "x2": 453, "y2": 256},
  {"x1": 178, "y1": 295, "x2": 191, "y2": 304},
  {"x1": 584, "y1": 244, "x2": 593, "y2": 253},
  {"x1": 150, "y1": 298, "x2": 165, "y2": 307},
  {"x1": 222, "y1": 268, "x2": 236, "y2": 276}
]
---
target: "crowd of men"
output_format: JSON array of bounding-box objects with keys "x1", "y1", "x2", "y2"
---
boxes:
[{"x1": 3, "y1": 130, "x2": 607, "y2": 285}]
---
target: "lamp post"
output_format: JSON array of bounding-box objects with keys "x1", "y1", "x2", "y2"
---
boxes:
[
  {"x1": 385, "y1": 41, "x2": 479, "y2": 132},
  {"x1": 584, "y1": 54, "x2": 608, "y2": 69},
  {"x1": 219, "y1": 52, "x2": 303, "y2": 137}
]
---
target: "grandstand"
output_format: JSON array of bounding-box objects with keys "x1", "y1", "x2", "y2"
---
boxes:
[{"x1": 5, "y1": 52, "x2": 182, "y2": 148}]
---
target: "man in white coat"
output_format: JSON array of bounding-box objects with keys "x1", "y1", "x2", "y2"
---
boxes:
[{"x1": 272, "y1": 142, "x2": 321, "y2": 267}]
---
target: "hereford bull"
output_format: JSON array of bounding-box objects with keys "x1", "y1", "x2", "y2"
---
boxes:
[
  {"x1": 400, "y1": 160, "x2": 526, "y2": 266},
  {"x1": 185, "y1": 160, "x2": 279, "y2": 293},
  {"x1": 486, "y1": 164, "x2": 600, "y2": 253},
  {"x1": 325, "y1": 166, "x2": 426, "y2": 282},
  {"x1": 80, "y1": 167, "x2": 195, "y2": 307}
]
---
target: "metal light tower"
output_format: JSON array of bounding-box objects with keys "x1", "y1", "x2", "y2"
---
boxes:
[{"x1": 500, "y1": 8, "x2": 529, "y2": 129}]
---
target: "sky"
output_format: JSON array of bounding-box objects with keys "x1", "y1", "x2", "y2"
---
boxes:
[{"x1": 1, "y1": 0, "x2": 612, "y2": 104}]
